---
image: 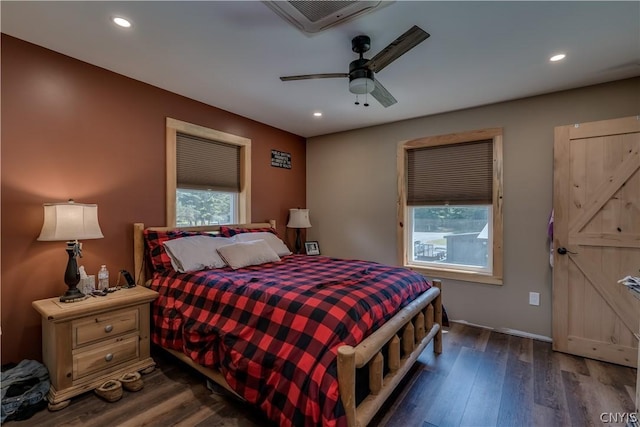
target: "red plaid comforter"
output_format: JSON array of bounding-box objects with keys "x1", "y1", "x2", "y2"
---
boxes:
[{"x1": 149, "y1": 254, "x2": 431, "y2": 426}]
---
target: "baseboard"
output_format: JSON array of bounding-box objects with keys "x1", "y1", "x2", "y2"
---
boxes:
[{"x1": 450, "y1": 319, "x2": 552, "y2": 343}]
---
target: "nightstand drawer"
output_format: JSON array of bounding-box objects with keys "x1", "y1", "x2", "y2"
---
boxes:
[
  {"x1": 73, "y1": 335, "x2": 139, "y2": 380},
  {"x1": 72, "y1": 308, "x2": 139, "y2": 348}
]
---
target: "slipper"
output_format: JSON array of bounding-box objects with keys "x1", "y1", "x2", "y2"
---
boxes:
[
  {"x1": 119, "y1": 372, "x2": 144, "y2": 392},
  {"x1": 95, "y1": 380, "x2": 123, "y2": 402}
]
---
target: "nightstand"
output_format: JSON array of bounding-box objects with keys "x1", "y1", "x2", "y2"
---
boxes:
[{"x1": 32, "y1": 286, "x2": 158, "y2": 410}]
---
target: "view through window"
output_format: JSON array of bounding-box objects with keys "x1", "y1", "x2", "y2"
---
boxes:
[
  {"x1": 409, "y1": 206, "x2": 491, "y2": 272},
  {"x1": 176, "y1": 189, "x2": 237, "y2": 226}
]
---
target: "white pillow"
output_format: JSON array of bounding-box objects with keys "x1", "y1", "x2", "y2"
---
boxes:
[
  {"x1": 233, "y1": 232, "x2": 292, "y2": 256},
  {"x1": 163, "y1": 235, "x2": 233, "y2": 272},
  {"x1": 216, "y1": 239, "x2": 281, "y2": 270}
]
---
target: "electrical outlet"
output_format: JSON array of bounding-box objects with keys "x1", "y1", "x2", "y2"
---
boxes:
[{"x1": 529, "y1": 292, "x2": 540, "y2": 306}]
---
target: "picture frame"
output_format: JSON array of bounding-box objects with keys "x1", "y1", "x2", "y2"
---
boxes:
[{"x1": 304, "y1": 241, "x2": 320, "y2": 256}]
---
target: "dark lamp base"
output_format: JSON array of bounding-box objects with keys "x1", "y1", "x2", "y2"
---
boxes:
[
  {"x1": 60, "y1": 287, "x2": 86, "y2": 303},
  {"x1": 294, "y1": 228, "x2": 302, "y2": 254},
  {"x1": 60, "y1": 241, "x2": 85, "y2": 303}
]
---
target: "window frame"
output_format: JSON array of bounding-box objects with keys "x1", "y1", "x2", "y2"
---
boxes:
[
  {"x1": 397, "y1": 128, "x2": 503, "y2": 285},
  {"x1": 166, "y1": 117, "x2": 251, "y2": 227}
]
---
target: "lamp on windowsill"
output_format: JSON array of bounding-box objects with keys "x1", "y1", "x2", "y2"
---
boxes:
[
  {"x1": 37, "y1": 200, "x2": 104, "y2": 302},
  {"x1": 286, "y1": 208, "x2": 311, "y2": 254}
]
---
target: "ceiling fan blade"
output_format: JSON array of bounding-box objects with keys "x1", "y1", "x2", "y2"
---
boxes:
[
  {"x1": 280, "y1": 73, "x2": 348, "y2": 81},
  {"x1": 367, "y1": 25, "x2": 430, "y2": 73},
  {"x1": 371, "y1": 78, "x2": 397, "y2": 108}
]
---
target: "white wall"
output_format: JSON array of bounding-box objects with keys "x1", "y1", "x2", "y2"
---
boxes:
[{"x1": 306, "y1": 77, "x2": 640, "y2": 338}]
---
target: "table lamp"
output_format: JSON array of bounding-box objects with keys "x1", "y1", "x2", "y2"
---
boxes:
[
  {"x1": 287, "y1": 208, "x2": 311, "y2": 254},
  {"x1": 37, "y1": 200, "x2": 104, "y2": 302}
]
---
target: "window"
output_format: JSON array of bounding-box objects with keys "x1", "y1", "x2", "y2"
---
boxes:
[
  {"x1": 166, "y1": 118, "x2": 251, "y2": 227},
  {"x1": 176, "y1": 188, "x2": 236, "y2": 226},
  {"x1": 397, "y1": 128, "x2": 503, "y2": 285}
]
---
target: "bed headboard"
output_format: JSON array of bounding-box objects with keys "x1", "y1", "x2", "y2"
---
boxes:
[{"x1": 133, "y1": 220, "x2": 276, "y2": 286}]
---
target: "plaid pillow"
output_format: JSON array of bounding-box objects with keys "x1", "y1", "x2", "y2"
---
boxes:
[
  {"x1": 219, "y1": 226, "x2": 277, "y2": 238},
  {"x1": 144, "y1": 229, "x2": 209, "y2": 272}
]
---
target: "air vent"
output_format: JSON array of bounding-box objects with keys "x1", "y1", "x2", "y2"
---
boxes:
[{"x1": 263, "y1": 1, "x2": 389, "y2": 34}]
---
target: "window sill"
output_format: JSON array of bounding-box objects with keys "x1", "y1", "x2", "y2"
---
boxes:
[{"x1": 406, "y1": 265, "x2": 503, "y2": 286}]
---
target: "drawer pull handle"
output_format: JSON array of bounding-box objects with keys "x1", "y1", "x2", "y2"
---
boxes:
[
  {"x1": 104, "y1": 325, "x2": 113, "y2": 333},
  {"x1": 105, "y1": 353, "x2": 114, "y2": 362}
]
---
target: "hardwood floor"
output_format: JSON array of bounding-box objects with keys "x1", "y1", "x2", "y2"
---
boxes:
[{"x1": 12, "y1": 323, "x2": 637, "y2": 427}]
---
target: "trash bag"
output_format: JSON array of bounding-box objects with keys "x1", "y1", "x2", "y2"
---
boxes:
[{"x1": 1, "y1": 360, "x2": 50, "y2": 422}]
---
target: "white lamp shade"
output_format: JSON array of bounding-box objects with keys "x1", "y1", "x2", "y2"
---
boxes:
[
  {"x1": 37, "y1": 202, "x2": 104, "y2": 241},
  {"x1": 349, "y1": 77, "x2": 375, "y2": 94},
  {"x1": 287, "y1": 208, "x2": 311, "y2": 229}
]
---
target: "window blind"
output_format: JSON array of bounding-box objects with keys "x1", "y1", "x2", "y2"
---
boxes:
[
  {"x1": 407, "y1": 139, "x2": 493, "y2": 205},
  {"x1": 176, "y1": 132, "x2": 240, "y2": 192}
]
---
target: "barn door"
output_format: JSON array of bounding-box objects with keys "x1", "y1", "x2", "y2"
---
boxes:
[{"x1": 552, "y1": 116, "x2": 640, "y2": 368}]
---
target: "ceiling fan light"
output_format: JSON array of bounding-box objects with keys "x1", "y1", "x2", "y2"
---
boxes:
[{"x1": 349, "y1": 77, "x2": 375, "y2": 94}]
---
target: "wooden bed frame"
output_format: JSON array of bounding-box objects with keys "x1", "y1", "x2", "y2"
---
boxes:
[{"x1": 133, "y1": 221, "x2": 442, "y2": 427}]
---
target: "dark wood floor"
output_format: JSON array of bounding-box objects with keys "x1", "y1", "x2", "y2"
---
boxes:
[{"x1": 11, "y1": 323, "x2": 637, "y2": 426}]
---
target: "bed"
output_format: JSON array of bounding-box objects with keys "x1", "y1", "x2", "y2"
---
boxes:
[{"x1": 133, "y1": 221, "x2": 442, "y2": 427}]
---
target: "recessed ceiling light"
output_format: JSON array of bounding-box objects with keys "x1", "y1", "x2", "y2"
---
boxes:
[
  {"x1": 112, "y1": 17, "x2": 132, "y2": 28},
  {"x1": 313, "y1": 112, "x2": 322, "y2": 117},
  {"x1": 550, "y1": 53, "x2": 566, "y2": 62}
]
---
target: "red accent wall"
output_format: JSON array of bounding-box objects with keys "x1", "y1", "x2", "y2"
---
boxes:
[{"x1": 0, "y1": 35, "x2": 307, "y2": 363}]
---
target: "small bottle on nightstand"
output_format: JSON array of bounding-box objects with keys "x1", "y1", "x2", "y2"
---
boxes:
[{"x1": 98, "y1": 265, "x2": 109, "y2": 290}]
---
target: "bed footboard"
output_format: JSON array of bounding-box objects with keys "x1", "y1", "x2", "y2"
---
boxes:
[{"x1": 337, "y1": 279, "x2": 442, "y2": 427}]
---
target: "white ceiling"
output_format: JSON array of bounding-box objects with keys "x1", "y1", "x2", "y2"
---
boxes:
[{"x1": 2, "y1": 1, "x2": 639, "y2": 138}]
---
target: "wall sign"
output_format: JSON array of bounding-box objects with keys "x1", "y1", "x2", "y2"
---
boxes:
[{"x1": 271, "y1": 149, "x2": 291, "y2": 169}]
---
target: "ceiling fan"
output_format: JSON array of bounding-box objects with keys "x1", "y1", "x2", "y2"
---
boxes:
[{"x1": 279, "y1": 25, "x2": 430, "y2": 107}]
